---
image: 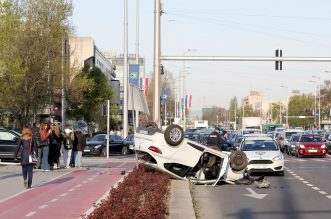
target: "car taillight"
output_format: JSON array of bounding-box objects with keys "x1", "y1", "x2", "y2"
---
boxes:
[{"x1": 148, "y1": 146, "x2": 162, "y2": 154}]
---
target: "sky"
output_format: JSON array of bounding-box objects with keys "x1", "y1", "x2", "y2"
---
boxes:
[{"x1": 71, "y1": 0, "x2": 331, "y2": 112}]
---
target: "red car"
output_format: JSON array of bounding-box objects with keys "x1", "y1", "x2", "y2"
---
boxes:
[{"x1": 295, "y1": 134, "x2": 327, "y2": 158}]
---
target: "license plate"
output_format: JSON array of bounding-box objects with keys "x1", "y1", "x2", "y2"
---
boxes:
[
  {"x1": 84, "y1": 149, "x2": 90, "y2": 152},
  {"x1": 308, "y1": 149, "x2": 318, "y2": 152},
  {"x1": 255, "y1": 165, "x2": 267, "y2": 169}
]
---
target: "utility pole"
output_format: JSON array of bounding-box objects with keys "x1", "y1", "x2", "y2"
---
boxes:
[
  {"x1": 135, "y1": 0, "x2": 140, "y2": 130},
  {"x1": 153, "y1": 0, "x2": 161, "y2": 127},
  {"x1": 123, "y1": 0, "x2": 128, "y2": 137}
]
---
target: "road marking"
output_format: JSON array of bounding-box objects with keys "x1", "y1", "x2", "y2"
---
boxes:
[
  {"x1": 319, "y1": 191, "x2": 328, "y2": 195},
  {"x1": 298, "y1": 178, "x2": 304, "y2": 180},
  {"x1": 69, "y1": 188, "x2": 75, "y2": 192},
  {"x1": 312, "y1": 187, "x2": 320, "y2": 191},
  {"x1": 76, "y1": 184, "x2": 82, "y2": 188},
  {"x1": 303, "y1": 181, "x2": 309, "y2": 184},
  {"x1": 291, "y1": 173, "x2": 297, "y2": 176},
  {"x1": 243, "y1": 188, "x2": 268, "y2": 200},
  {"x1": 60, "y1": 193, "x2": 67, "y2": 197},
  {"x1": 88, "y1": 178, "x2": 93, "y2": 181},
  {"x1": 307, "y1": 184, "x2": 314, "y2": 187},
  {"x1": 295, "y1": 176, "x2": 300, "y2": 178},
  {"x1": 118, "y1": 162, "x2": 128, "y2": 168},
  {"x1": 50, "y1": 198, "x2": 58, "y2": 203},
  {"x1": 25, "y1": 211, "x2": 36, "y2": 217},
  {"x1": 39, "y1": 204, "x2": 48, "y2": 209},
  {"x1": 327, "y1": 196, "x2": 331, "y2": 199},
  {"x1": 83, "y1": 181, "x2": 88, "y2": 183}
]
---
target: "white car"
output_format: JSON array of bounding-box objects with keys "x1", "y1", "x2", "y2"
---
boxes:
[
  {"x1": 134, "y1": 123, "x2": 249, "y2": 185},
  {"x1": 239, "y1": 136, "x2": 284, "y2": 176}
]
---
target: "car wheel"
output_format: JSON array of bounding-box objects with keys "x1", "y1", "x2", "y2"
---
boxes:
[
  {"x1": 144, "y1": 121, "x2": 159, "y2": 129},
  {"x1": 229, "y1": 151, "x2": 248, "y2": 171},
  {"x1": 164, "y1": 124, "x2": 184, "y2": 146},
  {"x1": 122, "y1": 146, "x2": 129, "y2": 155},
  {"x1": 101, "y1": 147, "x2": 107, "y2": 157}
]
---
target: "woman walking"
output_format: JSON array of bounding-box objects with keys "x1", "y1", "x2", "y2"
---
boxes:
[
  {"x1": 40, "y1": 123, "x2": 51, "y2": 171},
  {"x1": 14, "y1": 126, "x2": 37, "y2": 189}
]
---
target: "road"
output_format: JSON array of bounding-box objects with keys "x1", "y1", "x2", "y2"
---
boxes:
[
  {"x1": 0, "y1": 156, "x2": 137, "y2": 219},
  {"x1": 193, "y1": 154, "x2": 331, "y2": 219}
]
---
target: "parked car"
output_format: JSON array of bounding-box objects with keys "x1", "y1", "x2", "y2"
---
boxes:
[
  {"x1": 183, "y1": 128, "x2": 199, "y2": 140},
  {"x1": 294, "y1": 134, "x2": 327, "y2": 158},
  {"x1": 326, "y1": 134, "x2": 331, "y2": 154},
  {"x1": 233, "y1": 135, "x2": 244, "y2": 149},
  {"x1": 286, "y1": 134, "x2": 301, "y2": 156},
  {"x1": 0, "y1": 128, "x2": 21, "y2": 160},
  {"x1": 83, "y1": 134, "x2": 129, "y2": 156},
  {"x1": 282, "y1": 129, "x2": 304, "y2": 154},
  {"x1": 135, "y1": 124, "x2": 249, "y2": 186},
  {"x1": 124, "y1": 134, "x2": 135, "y2": 152},
  {"x1": 239, "y1": 135, "x2": 284, "y2": 176}
]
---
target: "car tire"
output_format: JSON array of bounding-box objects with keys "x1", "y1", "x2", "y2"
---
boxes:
[
  {"x1": 101, "y1": 147, "x2": 107, "y2": 157},
  {"x1": 164, "y1": 124, "x2": 184, "y2": 146},
  {"x1": 144, "y1": 121, "x2": 159, "y2": 129},
  {"x1": 122, "y1": 146, "x2": 129, "y2": 155},
  {"x1": 229, "y1": 151, "x2": 248, "y2": 171}
]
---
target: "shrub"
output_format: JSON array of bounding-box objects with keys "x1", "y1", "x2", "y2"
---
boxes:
[{"x1": 84, "y1": 165, "x2": 170, "y2": 219}]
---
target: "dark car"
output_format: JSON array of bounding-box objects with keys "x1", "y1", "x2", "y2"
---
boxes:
[
  {"x1": 295, "y1": 134, "x2": 327, "y2": 158},
  {"x1": 0, "y1": 128, "x2": 21, "y2": 160},
  {"x1": 83, "y1": 134, "x2": 129, "y2": 156},
  {"x1": 124, "y1": 134, "x2": 135, "y2": 153},
  {"x1": 286, "y1": 134, "x2": 301, "y2": 156},
  {"x1": 183, "y1": 128, "x2": 198, "y2": 140}
]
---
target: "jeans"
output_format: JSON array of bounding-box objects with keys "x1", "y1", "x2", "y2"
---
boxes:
[
  {"x1": 36, "y1": 147, "x2": 43, "y2": 168},
  {"x1": 22, "y1": 164, "x2": 33, "y2": 187},
  {"x1": 74, "y1": 151, "x2": 82, "y2": 167},
  {"x1": 63, "y1": 149, "x2": 72, "y2": 168},
  {"x1": 41, "y1": 146, "x2": 50, "y2": 170}
]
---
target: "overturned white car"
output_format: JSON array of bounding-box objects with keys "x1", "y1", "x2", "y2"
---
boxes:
[{"x1": 134, "y1": 123, "x2": 249, "y2": 186}]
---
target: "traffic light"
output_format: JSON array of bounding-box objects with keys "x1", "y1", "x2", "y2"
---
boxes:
[
  {"x1": 160, "y1": 64, "x2": 164, "y2": 75},
  {"x1": 275, "y1": 49, "x2": 282, "y2": 70}
]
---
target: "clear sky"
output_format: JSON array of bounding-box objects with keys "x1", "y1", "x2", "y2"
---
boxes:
[{"x1": 72, "y1": 0, "x2": 331, "y2": 111}]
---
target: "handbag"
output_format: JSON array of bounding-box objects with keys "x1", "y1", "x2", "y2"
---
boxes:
[{"x1": 29, "y1": 136, "x2": 38, "y2": 164}]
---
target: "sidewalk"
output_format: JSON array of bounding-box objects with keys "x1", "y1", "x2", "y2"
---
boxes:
[{"x1": 168, "y1": 179, "x2": 196, "y2": 219}]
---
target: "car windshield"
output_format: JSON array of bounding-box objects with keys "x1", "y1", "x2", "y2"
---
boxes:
[
  {"x1": 301, "y1": 136, "x2": 322, "y2": 142},
  {"x1": 285, "y1": 132, "x2": 300, "y2": 140},
  {"x1": 235, "y1": 136, "x2": 244, "y2": 143},
  {"x1": 291, "y1": 135, "x2": 300, "y2": 142},
  {"x1": 242, "y1": 140, "x2": 278, "y2": 151},
  {"x1": 242, "y1": 130, "x2": 261, "y2": 135},
  {"x1": 90, "y1": 134, "x2": 105, "y2": 141}
]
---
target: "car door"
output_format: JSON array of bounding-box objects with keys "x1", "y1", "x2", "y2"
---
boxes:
[
  {"x1": 0, "y1": 130, "x2": 19, "y2": 159},
  {"x1": 109, "y1": 135, "x2": 123, "y2": 153}
]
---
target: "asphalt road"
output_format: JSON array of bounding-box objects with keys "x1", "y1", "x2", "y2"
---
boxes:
[
  {"x1": 0, "y1": 155, "x2": 137, "y2": 219},
  {"x1": 193, "y1": 154, "x2": 331, "y2": 219}
]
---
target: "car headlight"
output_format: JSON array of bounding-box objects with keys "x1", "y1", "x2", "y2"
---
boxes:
[
  {"x1": 94, "y1": 145, "x2": 102, "y2": 149},
  {"x1": 299, "y1": 145, "x2": 305, "y2": 149},
  {"x1": 273, "y1": 155, "x2": 283, "y2": 161},
  {"x1": 321, "y1": 144, "x2": 326, "y2": 148},
  {"x1": 291, "y1": 145, "x2": 296, "y2": 148}
]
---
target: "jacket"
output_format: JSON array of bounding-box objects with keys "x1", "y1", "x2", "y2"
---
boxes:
[
  {"x1": 75, "y1": 131, "x2": 86, "y2": 152},
  {"x1": 15, "y1": 137, "x2": 37, "y2": 165}
]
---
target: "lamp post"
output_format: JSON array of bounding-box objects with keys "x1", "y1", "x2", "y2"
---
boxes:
[
  {"x1": 312, "y1": 75, "x2": 321, "y2": 129},
  {"x1": 280, "y1": 85, "x2": 288, "y2": 127},
  {"x1": 309, "y1": 80, "x2": 317, "y2": 127}
]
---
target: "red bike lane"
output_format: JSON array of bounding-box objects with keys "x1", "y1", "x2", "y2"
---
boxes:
[{"x1": 0, "y1": 161, "x2": 136, "y2": 219}]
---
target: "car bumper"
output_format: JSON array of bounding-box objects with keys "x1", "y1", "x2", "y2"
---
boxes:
[
  {"x1": 83, "y1": 146, "x2": 101, "y2": 155},
  {"x1": 297, "y1": 148, "x2": 327, "y2": 156},
  {"x1": 247, "y1": 160, "x2": 284, "y2": 173}
]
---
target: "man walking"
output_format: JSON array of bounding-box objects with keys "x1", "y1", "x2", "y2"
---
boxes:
[
  {"x1": 32, "y1": 122, "x2": 41, "y2": 169},
  {"x1": 74, "y1": 128, "x2": 86, "y2": 168},
  {"x1": 63, "y1": 124, "x2": 74, "y2": 168}
]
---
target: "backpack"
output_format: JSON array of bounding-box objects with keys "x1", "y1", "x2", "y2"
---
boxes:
[{"x1": 64, "y1": 134, "x2": 73, "y2": 150}]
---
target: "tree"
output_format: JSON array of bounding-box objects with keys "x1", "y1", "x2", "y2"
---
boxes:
[
  {"x1": 229, "y1": 96, "x2": 238, "y2": 122},
  {"x1": 288, "y1": 94, "x2": 314, "y2": 128},
  {"x1": 66, "y1": 65, "x2": 113, "y2": 129}
]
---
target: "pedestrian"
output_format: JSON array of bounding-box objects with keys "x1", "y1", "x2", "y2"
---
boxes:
[
  {"x1": 109, "y1": 128, "x2": 115, "y2": 135},
  {"x1": 74, "y1": 128, "x2": 86, "y2": 168},
  {"x1": 206, "y1": 127, "x2": 224, "y2": 151},
  {"x1": 39, "y1": 123, "x2": 51, "y2": 171},
  {"x1": 32, "y1": 122, "x2": 42, "y2": 169},
  {"x1": 14, "y1": 126, "x2": 38, "y2": 189},
  {"x1": 49, "y1": 124, "x2": 62, "y2": 170},
  {"x1": 63, "y1": 124, "x2": 74, "y2": 168}
]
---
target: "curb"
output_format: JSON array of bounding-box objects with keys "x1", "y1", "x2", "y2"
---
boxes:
[{"x1": 168, "y1": 179, "x2": 196, "y2": 219}]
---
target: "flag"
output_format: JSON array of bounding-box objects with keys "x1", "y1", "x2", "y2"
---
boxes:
[
  {"x1": 185, "y1": 95, "x2": 188, "y2": 109},
  {"x1": 129, "y1": 64, "x2": 140, "y2": 87},
  {"x1": 188, "y1": 95, "x2": 192, "y2": 108},
  {"x1": 140, "y1": 77, "x2": 149, "y2": 96}
]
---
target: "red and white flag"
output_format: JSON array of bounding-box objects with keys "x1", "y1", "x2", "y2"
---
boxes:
[{"x1": 140, "y1": 78, "x2": 149, "y2": 96}]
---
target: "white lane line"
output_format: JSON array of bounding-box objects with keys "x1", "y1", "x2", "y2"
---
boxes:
[
  {"x1": 319, "y1": 191, "x2": 328, "y2": 195},
  {"x1": 303, "y1": 181, "x2": 309, "y2": 184},
  {"x1": 118, "y1": 162, "x2": 128, "y2": 168},
  {"x1": 83, "y1": 181, "x2": 88, "y2": 183},
  {"x1": 50, "y1": 198, "x2": 58, "y2": 203},
  {"x1": 39, "y1": 204, "x2": 48, "y2": 209},
  {"x1": 25, "y1": 211, "x2": 36, "y2": 217},
  {"x1": 291, "y1": 174, "x2": 297, "y2": 176},
  {"x1": 312, "y1": 187, "x2": 320, "y2": 191},
  {"x1": 88, "y1": 178, "x2": 93, "y2": 181},
  {"x1": 295, "y1": 176, "x2": 300, "y2": 178},
  {"x1": 307, "y1": 184, "x2": 314, "y2": 187},
  {"x1": 298, "y1": 178, "x2": 304, "y2": 180},
  {"x1": 76, "y1": 184, "x2": 82, "y2": 188},
  {"x1": 69, "y1": 188, "x2": 75, "y2": 192},
  {"x1": 327, "y1": 196, "x2": 331, "y2": 199},
  {"x1": 60, "y1": 193, "x2": 67, "y2": 197}
]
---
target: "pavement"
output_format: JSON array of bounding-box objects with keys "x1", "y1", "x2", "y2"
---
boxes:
[{"x1": 0, "y1": 157, "x2": 197, "y2": 219}]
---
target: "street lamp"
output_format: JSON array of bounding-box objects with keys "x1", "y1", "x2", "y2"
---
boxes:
[{"x1": 312, "y1": 75, "x2": 321, "y2": 129}]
